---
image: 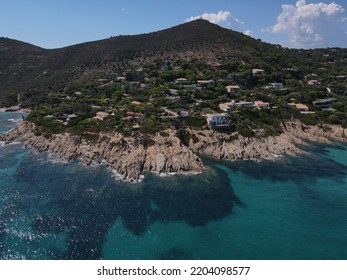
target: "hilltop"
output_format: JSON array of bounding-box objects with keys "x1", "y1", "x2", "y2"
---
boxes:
[{"x1": 0, "y1": 19, "x2": 316, "y2": 104}]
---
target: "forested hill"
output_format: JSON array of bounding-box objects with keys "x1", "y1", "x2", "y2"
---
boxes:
[{"x1": 0, "y1": 19, "x2": 346, "y2": 106}]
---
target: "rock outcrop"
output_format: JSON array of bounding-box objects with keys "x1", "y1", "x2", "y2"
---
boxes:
[
  {"x1": 2, "y1": 122, "x2": 204, "y2": 182},
  {"x1": 188, "y1": 120, "x2": 347, "y2": 161},
  {"x1": 2, "y1": 120, "x2": 346, "y2": 182}
]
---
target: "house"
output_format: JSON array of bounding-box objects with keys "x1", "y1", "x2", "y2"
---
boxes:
[
  {"x1": 225, "y1": 85, "x2": 241, "y2": 93},
  {"x1": 166, "y1": 95, "x2": 180, "y2": 101},
  {"x1": 208, "y1": 62, "x2": 221, "y2": 69},
  {"x1": 252, "y1": 69, "x2": 265, "y2": 77},
  {"x1": 175, "y1": 78, "x2": 189, "y2": 84},
  {"x1": 219, "y1": 102, "x2": 235, "y2": 112},
  {"x1": 58, "y1": 114, "x2": 77, "y2": 122},
  {"x1": 254, "y1": 100, "x2": 270, "y2": 109},
  {"x1": 234, "y1": 101, "x2": 254, "y2": 108},
  {"x1": 184, "y1": 84, "x2": 201, "y2": 91},
  {"x1": 207, "y1": 113, "x2": 228, "y2": 128},
  {"x1": 270, "y1": 83, "x2": 283, "y2": 90},
  {"x1": 131, "y1": 101, "x2": 143, "y2": 106},
  {"x1": 116, "y1": 76, "x2": 126, "y2": 82},
  {"x1": 307, "y1": 80, "x2": 320, "y2": 85},
  {"x1": 122, "y1": 112, "x2": 144, "y2": 122},
  {"x1": 313, "y1": 98, "x2": 336, "y2": 108},
  {"x1": 180, "y1": 111, "x2": 189, "y2": 117},
  {"x1": 94, "y1": 111, "x2": 109, "y2": 121},
  {"x1": 197, "y1": 80, "x2": 215, "y2": 86},
  {"x1": 288, "y1": 103, "x2": 309, "y2": 112},
  {"x1": 169, "y1": 89, "x2": 178, "y2": 95}
]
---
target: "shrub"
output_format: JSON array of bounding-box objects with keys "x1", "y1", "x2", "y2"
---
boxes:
[
  {"x1": 184, "y1": 116, "x2": 206, "y2": 128},
  {"x1": 176, "y1": 129, "x2": 199, "y2": 146},
  {"x1": 139, "y1": 116, "x2": 162, "y2": 134},
  {"x1": 237, "y1": 124, "x2": 255, "y2": 137}
]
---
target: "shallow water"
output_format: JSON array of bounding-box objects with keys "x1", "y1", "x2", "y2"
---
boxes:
[{"x1": 0, "y1": 112, "x2": 346, "y2": 259}]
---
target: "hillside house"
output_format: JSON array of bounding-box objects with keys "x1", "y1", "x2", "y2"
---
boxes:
[
  {"x1": 169, "y1": 89, "x2": 178, "y2": 95},
  {"x1": 116, "y1": 76, "x2": 126, "y2": 82},
  {"x1": 209, "y1": 62, "x2": 221, "y2": 69},
  {"x1": 184, "y1": 84, "x2": 201, "y2": 91},
  {"x1": 254, "y1": 100, "x2": 270, "y2": 109},
  {"x1": 313, "y1": 98, "x2": 336, "y2": 108},
  {"x1": 288, "y1": 103, "x2": 309, "y2": 112},
  {"x1": 307, "y1": 80, "x2": 320, "y2": 85},
  {"x1": 207, "y1": 113, "x2": 228, "y2": 128},
  {"x1": 131, "y1": 101, "x2": 143, "y2": 106},
  {"x1": 58, "y1": 114, "x2": 77, "y2": 122},
  {"x1": 252, "y1": 69, "x2": 265, "y2": 77},
  {"x1": 234, "y1": 100, "x2": 253, "y2": 108},
  {"x1": 219, "y1": 102, "x2": 235, "y2": 112},
  {"x1": 270, "y1": 82, "x2": 283, "y2": 90},
  {"x1": 180, "y1": 111, "x2": 189, "y2": 117},
  {"x1": 197, "y1": 80, "x2": 215, "y2": 86},
  {"x1": 226, "y1": 85, "x2": 241, "y2": 93},
  {"x1": 175, "y1": 78, "x2": 189, "y2": 84},
  {"x1": 94, "y1": 111, "x2": 109, "y2": 121},
  {"x1": 122, "y1": 112, "x2": 144, "y2": 122}
]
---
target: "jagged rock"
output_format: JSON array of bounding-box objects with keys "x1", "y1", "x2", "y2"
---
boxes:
[
  {"x1": 1, "y1": 122, "x2": 204, "y2": 182},
  {"x1": 1, "y1": 120, "x2": 346, "y2": 182},
  {"x1": 187, "y1": 120, "x2": 347, "y2": 161}
]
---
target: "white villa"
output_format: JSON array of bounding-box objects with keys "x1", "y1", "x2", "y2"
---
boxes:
[
  {"x1": 270, "y1": 82, "x2": 284, "y2": 90},
  {"x1": 234, "y1": 100, "x2": 253, "y2": 108},
  {"x1": 206, "y1": 113, "x2": 228, "y2": 128}
]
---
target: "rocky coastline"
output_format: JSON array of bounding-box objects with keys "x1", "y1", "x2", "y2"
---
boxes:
[
  {"x1": 1, "y1": 121, "x2": 347, "y2": 182},
  {"x1": 0, "y1": 106, "x2": 31, "y2": 113}
]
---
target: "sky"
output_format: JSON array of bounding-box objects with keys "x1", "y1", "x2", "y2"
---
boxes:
[{"x1": 1, "y1": 0, "x2": 346, "y2": 49}]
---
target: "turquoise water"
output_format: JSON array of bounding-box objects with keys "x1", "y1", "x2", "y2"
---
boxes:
[{"x1": 1, "y1": 112, "x2": 347, "y2": 260}]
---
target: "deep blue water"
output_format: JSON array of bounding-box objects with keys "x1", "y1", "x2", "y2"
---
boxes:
[{"x1": 1, "y1": 112, "x2": 347, "y2": 260}]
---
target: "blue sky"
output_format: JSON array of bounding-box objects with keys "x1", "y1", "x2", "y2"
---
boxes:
[{"x1": 1, "y1": 0, "x2": 346, "y2": 49}]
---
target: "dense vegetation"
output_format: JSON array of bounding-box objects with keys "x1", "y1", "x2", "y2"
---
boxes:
[{"x1": 1, "y1": 20, "x2": 346, "y2": 138}]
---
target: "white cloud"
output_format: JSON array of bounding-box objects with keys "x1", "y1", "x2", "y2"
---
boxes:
[
  {"x1": 186, "y1": 11, "x2": 231, "y2": 25},
  {"x1": 268, "y1": 0, "x2": 347, "y2": 48},
  {"x1": 244, "y1": 30, "x2": 253, "y2": 36},
  {"x1": 186, "y1": 10, "x2": 244, "y2": 29}
]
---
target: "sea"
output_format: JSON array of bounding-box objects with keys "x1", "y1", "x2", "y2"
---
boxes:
[{"x1": 0, "y1": 111, "x2": 347, "y2": 260}]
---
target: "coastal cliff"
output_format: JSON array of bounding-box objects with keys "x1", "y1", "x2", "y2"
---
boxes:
[
  {"x1": 2, "y1": 121, "x2": 347, "y2": 181},
  {"x1": 188, "y1": 121, "x2": 347, "y2": 161},
  {"x1": 2, "y1": 122, "x2": 204, "y2": 182}
]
